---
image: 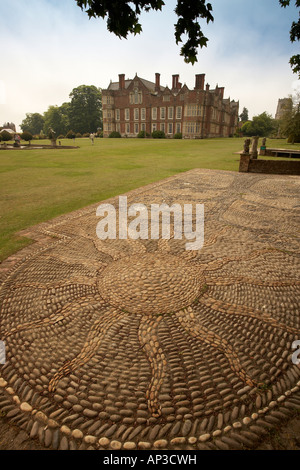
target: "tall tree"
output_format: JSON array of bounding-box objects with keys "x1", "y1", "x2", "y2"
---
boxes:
[
  {"x1": 241, "y1": 112, "x2": 276, "y2": 137},
  {"x1": 239, "y1": 107, "x2": 249, "y2": 122},
  {"x1": 20, "y1": 113, "x2": 45, "y2": 135},
  {"x1": 68, "y1": 85, "x2": 102, "y2": 134},
  {"x1": 43, "y1": 105, "x2": 69, "y2": 136},
  {"x1": 75, "y1": 1, "x2": 299, "y2": 73}
]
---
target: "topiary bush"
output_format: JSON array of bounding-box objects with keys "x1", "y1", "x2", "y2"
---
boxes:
[
  {"x1": 137, "y1": 130, "x2": 150, "y2": 138},
  {"x1": 152, "y1": 130, "x2": 165, "y2": 139},
  {"x1": 66, "y1": 130, "x2": 76, "y2": 139},
  {"x1": 108, "y1": 131, "x2": 121, "y2": 138},
  {"x1": 21, "y1": 131, "x2": 33, "y2": 142},
  {"x1": 0, "y1": 130, "x2": 13, "y2": 142},
  {"x1": 173, "y1": 132, "x2": 182, "y2": 139}
]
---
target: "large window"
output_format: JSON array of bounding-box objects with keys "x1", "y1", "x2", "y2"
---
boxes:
[
  {"x1": 160, "y1": 107, "x2": 166, "y2": 119},
  {"x1": 115, "y1": 109, "x2": 120, "y2": 121},
  {"x1": 125, "y1": 108, "x2": 130, "y2": 120},
  {"x1": 141, "y1": 108, "x2": 146, "y2": 120},
  {"x1": 176, "y1": 106, "x2": 182, "y2": 119},
  {"x1": 184, "y1": 104, "x2": 202, "y2": 117},
  {"x1": 103, "y1": 95, "x2": 113, "y2": 105},
  {"x1": 152, "y1": 107, "x2": 157, "y2": 120},
  {"x1": 168, "y1": 107, "x2": 174, "y2": 119},
  {"x1": 134, "y1": 108, "x2": 139, "y2": 120},
  {"x1": 183, "y1": 122, "x2": 201, "y2": 135},
  {"x1": 130, "y1": 90, "x2": 142, "y2": 104},
  {"x1": 168, "y1": 123, "x2": 173, "y2": 134}
]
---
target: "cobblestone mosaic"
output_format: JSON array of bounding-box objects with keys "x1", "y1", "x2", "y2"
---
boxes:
[{"x1": 0, "y1": 169, "x2": 299, "y2": 450}]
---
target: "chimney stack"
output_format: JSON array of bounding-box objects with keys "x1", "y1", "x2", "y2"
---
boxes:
[
  {"x1": 194, "y1": 74, "x2": 205, "y2": 90},
  {"x1": 206, "y1": 83, "x2": 210, "y2": 91},
  {"x1": 172, "y1": 74, "x2": 179, "y2": 90},
  {"x1": 119, "y1": 74, "x2": 125, "y2": 90},
  {"x1": 155, "y1": 73, "x2": 160, "y2": 91},
  {"x1": 218, "y1": 87, "x2": 224, "y2": 99}
]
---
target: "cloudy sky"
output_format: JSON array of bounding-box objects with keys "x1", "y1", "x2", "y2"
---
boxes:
[{"x1": 1, "y1": 0, "x2": 299, "y2": 131}]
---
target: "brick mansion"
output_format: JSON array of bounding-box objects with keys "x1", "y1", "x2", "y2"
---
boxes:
[{"x1": 102, "y1": 73, "x2": 239, "y2": 138}]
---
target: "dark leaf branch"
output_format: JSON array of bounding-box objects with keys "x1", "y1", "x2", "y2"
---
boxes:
[{"x1": 76, "y1": 0, "x2": 299, "y2": 73}]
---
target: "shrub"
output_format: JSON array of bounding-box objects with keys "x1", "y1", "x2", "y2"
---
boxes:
[
  {"x1": 66, "y1": 130, "x2": 76, "y2": 139},
  {"x1": 21, "y1": 131, "x2": 33, "y2": 142},
  {"x1": 76, "y1": 132, "x2": 82, "y2": 138},
  {"x1": 108, "y1": 131, "x2": 121, "y2": 138},
  {"x1": 0, "y1": 130, "x2": 13, "y2": 142},
  {"x1": 137, "y1": 130, "x2": 150, "y2": 138},
  {"x1": 152, "y1": 130, "x2": 165, "y2": 139},
  {"x1": 173, "y1": 132, "x2": 182, "y2": 139}
]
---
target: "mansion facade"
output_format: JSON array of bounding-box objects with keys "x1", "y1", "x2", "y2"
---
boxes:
[{"x1": 102, "y1": 73, "x2": 239, "y2": 139}]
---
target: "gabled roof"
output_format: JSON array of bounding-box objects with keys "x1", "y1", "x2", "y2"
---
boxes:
[
  {"x1": 106, "y1": 75, "x2": 165, "y2": 92},
  {"x1": 107, "y1": 80, "x2": 132, "y2": 91}
]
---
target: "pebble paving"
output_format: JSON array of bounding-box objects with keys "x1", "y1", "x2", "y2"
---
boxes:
[{"x1": 0, "y1": 168, "x2": 299, "y2": 450}]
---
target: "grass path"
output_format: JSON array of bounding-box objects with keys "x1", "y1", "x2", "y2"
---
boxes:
[{"x1": 0, "y1": 137, "x2": 299, "y2": 261}]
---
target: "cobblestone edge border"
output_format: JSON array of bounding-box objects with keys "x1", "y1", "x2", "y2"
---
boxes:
[{"x1": 0, "y1": 375, "x2": 300, "y2": 450}]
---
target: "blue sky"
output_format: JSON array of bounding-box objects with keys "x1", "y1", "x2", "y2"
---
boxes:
[{"x1": 1, "y1": 0, "x2": 299, "y2": 130}]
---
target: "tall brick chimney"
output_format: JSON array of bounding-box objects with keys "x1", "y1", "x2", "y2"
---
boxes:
[
  {"x1": 218, "y1": 87, "x2": 224, "y2": 99},
  {"x1": 195, "y1": 74, "x2": 205, "y2": 90},
  {"x1": 206, "y1": 83, "x2": 210, "y2": 91},
  {"x1": 172, "y1": 74, "x2": 179, "y2": 90},
  {"x1": 119, "y1": 74, "x2": 125, "y2": 90},
  {"x1": 155, "y1": 73, "x2": 160, "y2": 91}
]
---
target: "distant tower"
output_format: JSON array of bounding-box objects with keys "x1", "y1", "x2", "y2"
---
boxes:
[{"x1": 275, "y1": 98, "x2": 292, "y2": 120}]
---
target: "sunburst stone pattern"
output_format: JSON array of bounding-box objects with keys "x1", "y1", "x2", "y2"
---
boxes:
[{"x1": 0, "y1": 169, "x2": 299, "y2": 450}]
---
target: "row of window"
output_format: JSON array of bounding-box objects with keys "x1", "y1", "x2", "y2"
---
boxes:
[
  {"x1": 103, "y1": 121, "x2": 205, "y2": 135},
  {"x1": 103, "y1": 105, "x2": 206, "y2": 121},
  {"x1": 103, "y1": 106, "x2": 182, "y2": 121},
  {"x1": 103, "y1": 93, "x2": 181, "y2": 105}
]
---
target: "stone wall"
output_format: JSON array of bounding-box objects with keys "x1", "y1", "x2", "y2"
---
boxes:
[{"x1": 239, "y1": 154, "x2": 300, "y2": 175}]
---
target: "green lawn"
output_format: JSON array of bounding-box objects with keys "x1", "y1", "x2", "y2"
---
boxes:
[{"x1": 0, "y1": 137, "x2": 299, "y2": 261}]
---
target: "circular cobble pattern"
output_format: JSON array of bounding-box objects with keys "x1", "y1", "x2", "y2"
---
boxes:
[
  {"x1": 0, "y1": 169, "x2": 299, "y2": 450},
  {"x1": 98, "y1": 253, "x2": 205, "y2": 314}
]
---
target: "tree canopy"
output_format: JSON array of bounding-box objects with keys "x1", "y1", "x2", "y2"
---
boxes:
[
  {"x1": 75, "y1": 0, "x2": 300, "y2": 74},
  {"x1": 20, "y1": 113, "x2": 45, "y2": 135},
  {"x1": 75, "y1": 0, "x2": 213, "y2": 64},
  {"x1": 241, "y1": 112, "x2": 276, "y2": 137},
  {"x1": 43, "y1": 105, "x2": 70, "y2": 137},
  {"x1": 20, "y1": 85, "x2": 102, "y2": 137},
  {"x1": 69, "y1": 85, "x2": 102, "y2": 134},
  {"x1": 239, "y1": 107, "x2": 249, "y2": 123}
]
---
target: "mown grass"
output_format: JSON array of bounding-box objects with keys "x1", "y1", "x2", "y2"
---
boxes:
[{"x1": 0, "y1": 137, "x2": 299, "y2": 261}]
